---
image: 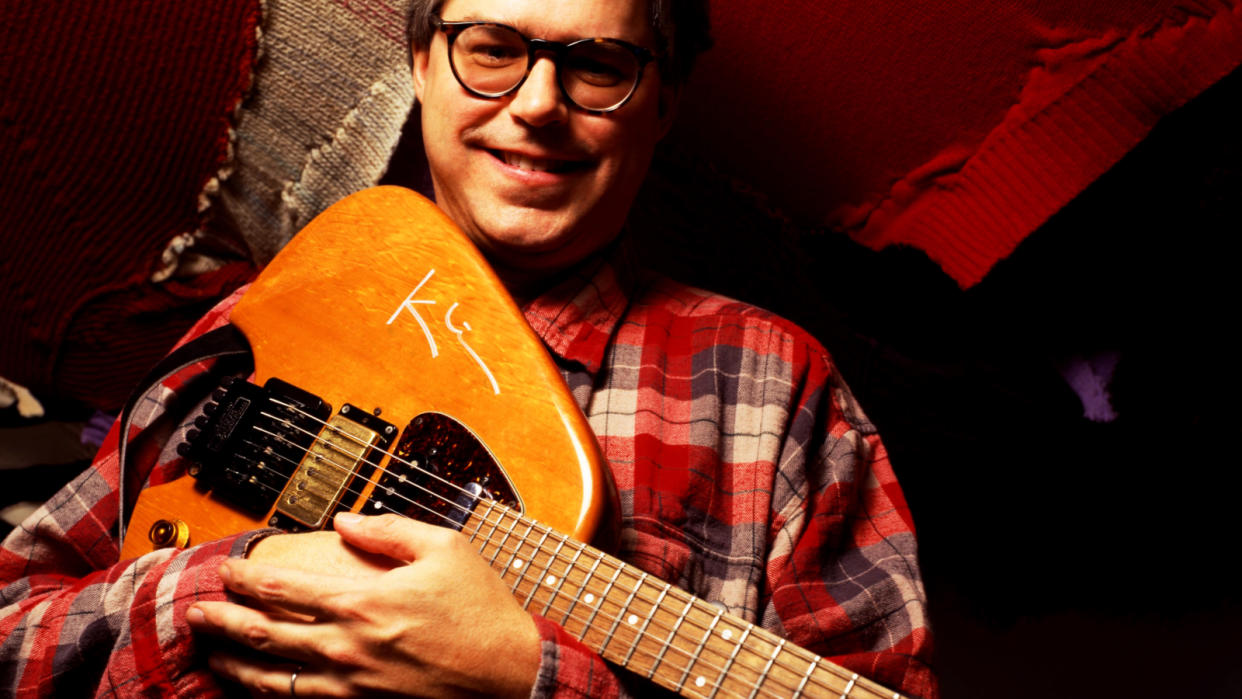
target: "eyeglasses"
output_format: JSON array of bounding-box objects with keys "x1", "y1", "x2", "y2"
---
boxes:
[{"x1": 432, "y1": 16, "x2": 659, "y2": 114}]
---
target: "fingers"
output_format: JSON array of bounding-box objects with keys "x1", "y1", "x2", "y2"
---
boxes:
[
  {"x1": 188, "y1": 601, "x2": 322, "y2": 663},
  {"x1": 333, "y1": 512, "x2": 460, "y2": 562},
  {"x1": 219, "y1": 560, "x2": 359, "y2": 619},
  {"x1": 208, "y1": 652, "x2": 347, "y2": 698}
]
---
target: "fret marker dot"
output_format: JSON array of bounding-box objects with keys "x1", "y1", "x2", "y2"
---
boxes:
[
  {"x1": 695, "y1": 677, "x2": 706, "y2": 688},
  {"x1": 545, "y1": 575, "x2": 557, "y2": 586},
  {"x1": 721, "y1": 629, "x2": 733, "y2": 641},
  {"x1": 627, "y1": 614, "x2": 639, "y2": 625},
  {"x1": 511, "y1": 559, "x2": 524, "y2": 570},
  {"x1": 584, "y1": 593, "x2": 596, "y2": 604}
]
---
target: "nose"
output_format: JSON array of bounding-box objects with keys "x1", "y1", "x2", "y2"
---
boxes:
[{"x1": 507, "y1": 55, "x2": 569, "y2": 127}]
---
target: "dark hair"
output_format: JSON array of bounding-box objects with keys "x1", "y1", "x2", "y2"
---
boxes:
[{"x1": 407, "y1": 0, "x2": 712, "y2": 86}]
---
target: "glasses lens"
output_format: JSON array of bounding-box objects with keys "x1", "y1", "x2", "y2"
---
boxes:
[
  {"x1": 451, "y1": 24, "x2": 528, "y2": 95},
  {"x1": 563, "y1": 40, "x2": 641, "y2": 111}
]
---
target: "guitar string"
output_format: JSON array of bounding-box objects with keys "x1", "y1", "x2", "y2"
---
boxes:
[
  {"x1": 227, "y1": 460, "x2": 889, "y2": 699},
  {"x1": 468, "y1": 499, "x2": 899, "y2": 699},
  {"x1": 214, "y1": 450, "x2": 852, "y2": 699},
  {"x1": 249, "y1": 401, "x2": 886, "y2": 699},
  {"x1": 212, "y1": 400, "x2": 889, "y2": 698},
  {"x1": 252, "y1": 403, "x2": 890, "y2": 699}
]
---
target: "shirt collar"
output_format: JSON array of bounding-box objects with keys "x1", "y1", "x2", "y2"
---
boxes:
[{"x1": 520, "y1": 238, "x2": 641, "y2": 376}]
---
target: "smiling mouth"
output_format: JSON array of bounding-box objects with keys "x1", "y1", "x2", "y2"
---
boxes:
[{"x1": 489, "y1": 149, "x2": 590, "y2": 174}]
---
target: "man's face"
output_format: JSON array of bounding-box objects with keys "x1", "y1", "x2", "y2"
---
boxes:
[{"x1": 413, "y1": 0, "x2": 674, "y2": 277}]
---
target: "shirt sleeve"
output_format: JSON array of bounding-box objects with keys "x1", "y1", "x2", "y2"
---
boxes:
[
  {"x1": 0, "y1": 289, "x2": 266, "y2": 697},
  {"x1": 763, "y1": 343, "x2": 937, "y2": 698},
  {"x1": 528, "y1": 614, "x2": 627, "y2": 698}
]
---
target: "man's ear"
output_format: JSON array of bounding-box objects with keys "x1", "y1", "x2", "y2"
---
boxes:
[
  {"x1": 657, "y1": 83, "x2": 680, "y2": 139},
  {"x1": 412, "y1": 45, "x2": 431, "y2": 102}
]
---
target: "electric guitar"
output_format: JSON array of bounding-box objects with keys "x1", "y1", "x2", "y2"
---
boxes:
[{"x1": 122, "y1": 187, "x2": 907, "y2": 699}]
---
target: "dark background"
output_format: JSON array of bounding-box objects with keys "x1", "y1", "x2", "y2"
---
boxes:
[{"x1": 626, "y1": 65, "x2": 1242, "y2": 697}]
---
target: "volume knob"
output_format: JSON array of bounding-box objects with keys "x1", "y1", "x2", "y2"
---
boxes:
[{"x1": 148, "y1": 519, "x2": 191, "y2": 549}]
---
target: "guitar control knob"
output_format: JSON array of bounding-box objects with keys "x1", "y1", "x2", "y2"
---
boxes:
[{"x1": 148, "y1": 519, "x2": 191, "y2": 549}]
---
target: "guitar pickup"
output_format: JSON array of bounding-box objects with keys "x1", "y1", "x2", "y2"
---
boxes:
[{"x1": 272, "y1": 402, "x2": 396, "y2": 530}]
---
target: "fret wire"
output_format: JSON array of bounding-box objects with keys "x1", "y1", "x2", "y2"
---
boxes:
[
  {"x1": 486, "y1": 508, "x2": 522, "y2": 565},
  {"x1": 502, "y1": 518, "x2": 539, "y2": 584},
  {"x1": 537, "y1": 587, "x2": 755, "y2": 696},
  {"x1": 508, "y1": 525, "x2": 551, "y2": 595},
  {"x1": 476, "y1": 508, "x2": 702, "y2": 660},
  {"x1": 725, "y1": 622, "x2": 806, "y2": 695},
  {"x1": 561, "y1": 548, "x2": 606, "y2": 630},
  {"x1": 554, "y1": 593, "x2": 830, "y2": 699},
  {"x1": 649, "y1": 592, "x2": 695, "y2": 680},
  {"x1": 578, "y1": 559, "x2": 625, "y2": 647},
  {"x1": 676, "y1": 605, "x2": 724, "y2": 692},
  {"x1": 466, "y1": 501, "x2": 499, "y2": 548},
  {"x1": 485, "y1": 508, "x2": 512, "y2": 561},
  {"x1": 522, "y1": 531, "x2": 565, "y2": 607},
  {"x1": 747, "y1": 637, "x2": 786, "y2": 699},
  {"x1": 623, "y1": 579, "x2": 670, "y2": 668},
  {"x1": 541, "y1": 539, "x2": 583, "y2": 617},
  {"x1": 708, "y1": 624, "x2": 753, "y2": 699},
  {"x1": 599, "y1": 571, "x2": 648, "y2": 660},
  {"x1": 461, "y1": 502, "x2": 485, "y2": 544},
  {"x1": 839, "y1": 673, "x2": 858, "y2": 698},
  {"x1": 472, "y1": 504, "x2": 889, "y2": 699},
  {"x1": 528, "y1": 579, "x2": 871, "y2": 699},
  {"x1": 473, "y1": 500, "x2": 504, "y2": 557},
  {"x1": 478, "y1": 506, "x2": 855, "y2": 695},
  {"x1": 792, "y1": 655, "x2": 819, "y2": 698}
]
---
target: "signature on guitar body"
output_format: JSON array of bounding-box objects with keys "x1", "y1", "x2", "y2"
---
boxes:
[{"x1": 387, "y1": 268, "x2": 499, "y2": 395}]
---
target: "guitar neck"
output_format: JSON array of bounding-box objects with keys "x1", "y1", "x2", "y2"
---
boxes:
[{"x1": 463, "y1": 501, "x2": 904, "y2": 699}]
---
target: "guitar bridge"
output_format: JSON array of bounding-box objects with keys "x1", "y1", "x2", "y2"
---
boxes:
[{"x1": 179, "y1": 378, "x2": 395, "y2": 530}]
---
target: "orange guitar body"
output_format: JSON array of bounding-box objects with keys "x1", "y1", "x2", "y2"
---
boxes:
[
  {"x1": 121, "y1": 186, "x2": 615, "y2": 560},
  {"x1": 117, "y1": 187, "x2": 906, "y2": 699}
]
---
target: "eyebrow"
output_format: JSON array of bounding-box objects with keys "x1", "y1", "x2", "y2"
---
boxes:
[{"x1": 441, "y1": 13, "x2": 641, "y2": 45}]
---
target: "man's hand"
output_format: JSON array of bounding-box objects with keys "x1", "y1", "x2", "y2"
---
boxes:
[{"x1": 187, "y1": 513, "x2": 542, "y2": 698}]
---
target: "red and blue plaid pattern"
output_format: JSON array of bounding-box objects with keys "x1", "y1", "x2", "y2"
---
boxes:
[
  {"x1": 1, "y1": 248, "x2": 935, "y2": 697},
  {"x1": 522, "y1": 246, "x2": 935, "y2": 697}
]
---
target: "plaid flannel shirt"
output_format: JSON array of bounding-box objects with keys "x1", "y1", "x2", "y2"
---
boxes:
[{"x1": 1, "y1": 243, "x2": 935, "y2": 698}]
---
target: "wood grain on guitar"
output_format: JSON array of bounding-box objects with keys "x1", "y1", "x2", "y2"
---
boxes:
[
  {"x1": 123, "y1": 186, "x2": 613, "y2": 560},
  {"x1": 120, "y1": 187, "x2": 905, "y2": 699}
]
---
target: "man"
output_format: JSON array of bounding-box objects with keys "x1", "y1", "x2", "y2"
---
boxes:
[{"x1": 1, "y1": 0, "x2": 935, "y2": 696}]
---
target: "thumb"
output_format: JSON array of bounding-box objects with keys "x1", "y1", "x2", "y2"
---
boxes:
[{"x1": 333, "y1": 512, "x2": 444, "y2": 561}]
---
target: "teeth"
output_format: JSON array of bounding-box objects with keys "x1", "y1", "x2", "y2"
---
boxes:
[{"x1": 503, "y1": 152, "x2": 558, "y2": 172}]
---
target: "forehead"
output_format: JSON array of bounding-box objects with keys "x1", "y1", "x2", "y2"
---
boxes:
[{"x1": 438, "y1": 0, "x2": 652, "y2": 44}]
